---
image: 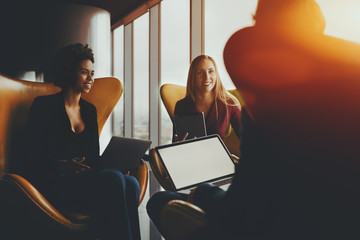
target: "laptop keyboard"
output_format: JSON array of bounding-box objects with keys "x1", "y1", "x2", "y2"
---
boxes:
[
  {"x1": 178, "y1": 177, "x2": 233, "y2": 194},
  {"x1": 212, "y1": 177, "x2": 232, "y2": 187}
]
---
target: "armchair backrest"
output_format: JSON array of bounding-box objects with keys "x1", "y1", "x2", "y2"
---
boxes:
[
  {"x1": 0, "y1": 74, "x2": 122, "y2": 176},
  {"x1": 159, "y1": 83, "x2": 242, "y2": 156},
  {"x1": 160, "y1": 84, "x2": 186, "y2": 122}
]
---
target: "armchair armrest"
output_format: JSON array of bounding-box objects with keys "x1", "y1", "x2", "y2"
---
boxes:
[
  {"x1": 160, "y1": 200, "x2": 207, "y2": 240},
  {"x1": 149, "y1": 148, "x2": 174, "y2": 191},
  {"x1": 1, "y1": 174, "x2": 87, "y2": 231},
  {"x1": 129, "y1": 159, "x2": 148, "y2": 205}
]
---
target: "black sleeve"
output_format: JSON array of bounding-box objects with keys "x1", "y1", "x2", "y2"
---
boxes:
[
  {"x1": 172, "y1": 101, "x2": 181, "y2": 143},
  {"x1": 24, "y1": 97, "x2": 58, "y2": 184},
  {"x1": 86, "y1": 104, "x2": 100, "y2": 171}
]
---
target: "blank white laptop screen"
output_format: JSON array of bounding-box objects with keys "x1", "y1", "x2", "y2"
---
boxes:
[{"x1": 155, "y1": 135, "x2": 235, "y2": 191}]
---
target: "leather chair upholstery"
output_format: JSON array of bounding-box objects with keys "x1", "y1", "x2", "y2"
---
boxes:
[
  {"x1": 160, "y1": 200, "x2": 206, "y2": 240},
  {"x1": 0, "y1": 74, "x2": 148, "y2": 239}
]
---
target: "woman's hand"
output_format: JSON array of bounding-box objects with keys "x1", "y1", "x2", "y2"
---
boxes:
[
  {"x1": 187, "y1": 187, "x2": 197, "y2": 203},
  {"x1": 57, "y1": 157, "x2": 91, "y2": 176},
  {"x1": 173, "y1": 132, "x2": 190, "y2": 142}
]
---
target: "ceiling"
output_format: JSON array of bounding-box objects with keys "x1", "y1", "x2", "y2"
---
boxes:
[
  {"x1": 0, "y1": 0, "x2": 150, "y2": 75},
  {"x1": 56, "y1": 0, "x2": 148, "y2": 26},
  {"x1": 3, "y1": 0, "x2": 147, "y2": 26}
]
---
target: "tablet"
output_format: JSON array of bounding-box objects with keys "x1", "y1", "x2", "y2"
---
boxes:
[
  {"x1": 101, "y1": 136, "x2": 152, "y2": 171},
  {"x1": 174, "y1": 112, "x2": 207, "y2": 139},
  {"x1": 154, "y1": 134, "x2": 235, "y2": 191}
]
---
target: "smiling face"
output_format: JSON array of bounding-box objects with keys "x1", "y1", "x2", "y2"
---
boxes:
[
  {"x1": 74, "y1": 59, "x2": 95, "y2": 94},
  {"x1": 194, "y1": 59, "x2": 217, "y2": 95}
]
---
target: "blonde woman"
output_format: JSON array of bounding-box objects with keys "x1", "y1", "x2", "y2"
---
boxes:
[{"x1": 173, "y1": 55, "x2": 241, "y2": 141}]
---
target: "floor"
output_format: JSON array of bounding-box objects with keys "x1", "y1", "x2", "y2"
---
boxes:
[
  {"x1": 139, "y1": 194, "x2": 151, "y2": 239},
  {"x1": 139, "y1": 168, "x2": 163, "y2": 240}
]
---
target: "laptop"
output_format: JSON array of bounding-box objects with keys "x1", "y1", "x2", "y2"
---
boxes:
[
  {"x1": 174, "y1": 112, "x2": 207, "y2": 139},
  {"x1": 101, "y1": 136, "x2": 152, "y2": 172},
  {"x1": 154, "y1": 134, "x2": 235, "y2": 192}
]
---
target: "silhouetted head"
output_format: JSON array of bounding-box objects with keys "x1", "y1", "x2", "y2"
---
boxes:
[
  {"x1": 45, "y1": 43, "x2": 94, "y2": 90},
  {"x1": 253, "y1": 0, "x2": 325, "y2": 33}
]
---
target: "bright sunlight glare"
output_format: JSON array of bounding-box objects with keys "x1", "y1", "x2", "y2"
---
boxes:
[{"x1": 317, "y1": 0, "x2": 360, "y2": 43}]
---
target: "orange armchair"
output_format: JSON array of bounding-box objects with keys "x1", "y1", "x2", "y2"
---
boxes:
[{"x1": 0, "y1": 74, "x2": 148, "y2": 239}]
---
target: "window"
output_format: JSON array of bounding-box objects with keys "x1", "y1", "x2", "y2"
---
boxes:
[
  {"x1": 160, "y1": 0, "x2": 190, "y2": 144},
  {"x1": 204, "y1": 0, "x2": 258, "y2": 89},
  {"x1": 112, "y1": 26, "x2": 124, "y2": 137},
  {"x1": 317, "y1": 0, "x2": 360, "y2": 43},
  {"x1": 134, "y1": 13, "x2": 150, "y2": 140}
]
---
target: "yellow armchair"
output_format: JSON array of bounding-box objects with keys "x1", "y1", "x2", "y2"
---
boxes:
[{"x1": 0, "y1": 74, "x2": 148, "y2": 239}]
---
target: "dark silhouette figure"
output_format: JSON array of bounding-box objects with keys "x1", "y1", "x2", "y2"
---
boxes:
[{"x1": 224, "y1": 0, "x2": 360, "y2": 237}]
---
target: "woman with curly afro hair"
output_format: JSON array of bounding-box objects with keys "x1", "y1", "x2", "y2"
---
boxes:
[{"x1": 26, "y1": 43, "x2": 141, "y2": 240}]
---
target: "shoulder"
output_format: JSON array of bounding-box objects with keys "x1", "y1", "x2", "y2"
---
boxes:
[
  {"x1": 224, "y1": 26, "x2": 255, "y2": 54},
  {"x1": 31, "y1": 92, "x2": 62, "y2": 109},
  {"x1": 218, "y1": 99, "x2": 241, "y2": 116},
  {"x1": 175, "y1": 97, "x2": 194, "y2": 112},
  {"x1": 224, "y1": 26, "x2": 257, "y2": 74},
  {"x1": 28, "y1": 92, "x2": 63, "y2": 122},
  {"x1": 176, "y1": 97, "x2": 193, "y2": 107},
  {"x1": 34, "y1": 91, "x2": 61, "y2": 102},
  {"x1": 80, "y1": 98, "x2": 97, "y2": 115},
  {"x1": 230, "y1": 104, "x2": 241, "y2": 115},
  {"x1": 225, "y1": 98, "x2": 241, "y2": 113}
]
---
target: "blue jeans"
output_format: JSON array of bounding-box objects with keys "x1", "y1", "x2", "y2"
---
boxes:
[{"x1": 48, "y1": 169, "x2": 141, "y2": 240}]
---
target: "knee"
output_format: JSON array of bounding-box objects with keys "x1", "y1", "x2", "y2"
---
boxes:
[
  {"x1": 195, "y1": 183, "x2": 213, "y2": 193},
  {"x1": 146, "y1": 192, "x2": 165, "y2": 219},
  {"x1": 193, "y1": 183, "x2": 213, "y2": 197},
  {"x1": 97, "y1": 169, "x2": 126, "y2": 188},
  {"x1": 146, "y1": 191, "x2": 178, "y2": 218},
  {"x1": 124, "y1": 175, "x2": 140, "y2": 197}
]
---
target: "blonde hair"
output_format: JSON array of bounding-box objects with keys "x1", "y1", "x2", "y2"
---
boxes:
[{"x1": 185, "y1": 55, "x2": 240, "y2": 117}]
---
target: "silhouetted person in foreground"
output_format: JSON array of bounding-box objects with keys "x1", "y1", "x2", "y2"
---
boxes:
[{"x1": 224, "y1": 0, "x2": 360, "y2": 237}]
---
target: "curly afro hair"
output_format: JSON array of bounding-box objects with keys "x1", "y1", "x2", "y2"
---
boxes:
[{"x1": 45, "y1": 43, "x2": 94, "y2": 89}]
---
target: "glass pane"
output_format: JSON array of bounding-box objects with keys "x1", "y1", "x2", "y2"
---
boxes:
[
  {"x1": 112, "y1": 26, "x2": 124, "y2": 137},
  {"x1": 161, "y1": 0, "x2": 190, "y2": 144},
  {"x1": 316, "y1": 0, "x2": 360, "y2": 43},
  {"x1": 205, "y1": 0, "x2": 360, "y2": 91},
  {"x1": 134, "y1": 13, "x2": 150, "y2": 140},
  {"x1": 205, "y1": 0, "x2": 258, "y2": 89}
]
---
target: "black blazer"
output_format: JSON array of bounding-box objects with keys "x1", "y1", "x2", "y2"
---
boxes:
[{"x1": 24, "y1": 91, "x2": 99, "y2": 193}]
